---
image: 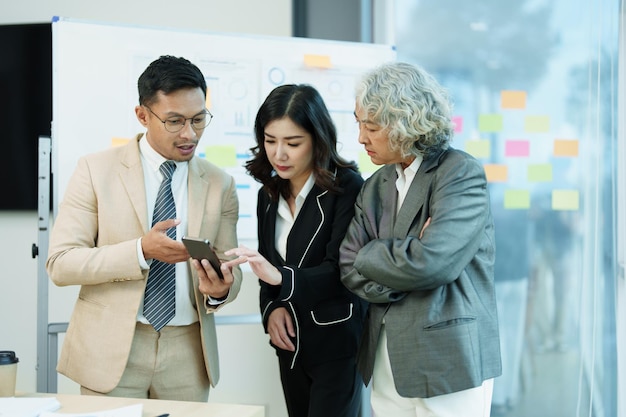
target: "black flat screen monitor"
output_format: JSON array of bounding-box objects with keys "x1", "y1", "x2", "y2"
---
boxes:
[{"x1": 0, "y1": 23, "x2": 52, "y2": 210}]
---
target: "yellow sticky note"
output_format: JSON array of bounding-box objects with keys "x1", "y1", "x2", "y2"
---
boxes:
[
  {"x1": 552, "y1": 189, "x2": 579, "y2": 210},
  {"x1": 554, "y1": 139, "x2": 579, "y2": 157},
  {"x1": 483, "y1": 164, "x2": 508, "y2": 182},
  {"x1": 504, "y1": 189, "x2": 530, "y2": 209},
  {"x1": 304, "y1": 54, "x2": 332, "y2": 69},
  {"x1": 525, "y1": 115, "x2": 550, "y2": 133},
  {"x1": 204, "y1": 145, "x2": 237, "y2": 168},
  {"x1": 527, "y1": 164, "x2": 553, "y2": 182},
  {"x1": 111, "y1": 137, "x2": 130, "y2": 147},
  {"x1": 358, "y1": 151, "x2": 380, "y2": 174},
  {"x1": 478, "y1": 114, "x2": 503, "y2": 132},
  {"x1": 501, "y1": 90, "x2": 527, "y2": 109},
  {"x1": 465, "y1": 139, "x2": 490, "y2": 159},
  {"x1": 205, "y1": 87, "x2": 212, "y2": 110}
]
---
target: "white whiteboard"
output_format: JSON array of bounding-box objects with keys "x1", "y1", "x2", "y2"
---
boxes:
[{"x1": 51, "y1": 17, "x2": 396, "y2": 241}]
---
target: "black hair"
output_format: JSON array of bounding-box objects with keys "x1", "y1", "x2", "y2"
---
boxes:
[
  {"x1": 246, "y1": 84, "x2": 358, "y2": 201},
  {"x1": 137, "y1": 55, "x2": 207, "y2": 105}
]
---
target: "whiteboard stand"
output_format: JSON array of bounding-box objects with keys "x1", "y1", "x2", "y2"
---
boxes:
[
  {"x1": 35, "y1": 136, "x2": 52, "y2": 392},
  {"x1": 47, "y1": 20, "x2": 394, "y2": 405}
]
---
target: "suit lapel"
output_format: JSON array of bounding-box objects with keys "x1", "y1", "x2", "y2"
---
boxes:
[
  {"x1": 187, "y1": 157, "x2": 208, "y2": 237},
  {"x1": 393, "y1": 153, "x2": 441, "y2": 237},
  {"x1": 258, "y1": 193, "x2": 280, "y2": 262},
  {"x1": 120, "y1": 136, "x2": 149, "y2": 232},
  {"x1": 377, "y1": 165, "x2": 399, "y2": 240},
  {"x1": 287, "y1": 187, "x2": 328, "y2": 266}
]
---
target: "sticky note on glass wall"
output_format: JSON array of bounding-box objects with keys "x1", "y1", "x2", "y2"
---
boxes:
[
  {"x1": 111, "y1": 137, "x2": 130, "y2": 147},
  {"x1": 204, "y1": 145, "x2": 237, "y2": 168},
  {"x1": 452, "y1": 116, "x2": 463, "y2": 133},
  {"x1": 205, "y1": 87, "x2": 212, "y2": 110},
  {"x1": 505, "y1": 140, "x2": 530, "y2": 157},
  {"x1": 524, "y1": 115, "x2": 550, "y2": 132},
  {"x1": 504, "y1": 189, "x2": 530, "y2": 209},
  {"x1": 358, "y1": 151, "x2": 380, "y2": 174},
  {"x1": 554, "y1": 139, "x2": 579, "y2": 157},
  {"x1": 465, "y1": 139, "x2": 490, "y2": 159},
  {"x1": 304, "y1": 54, "x2": 332, "y2": 69},
  {"x1": 478, "y1": 114, "x2": 503, "y2": 132},
  {"x1": 527, "y1": 164, "x2": 553, "y2": 182},
  {"x1": 501, "y1": 90, "x2": 527, "y2": 109},
  {"x1": 552, "y1": 189, "x2": 579, "y2": 210},
  {"x1": 483, "y1": 164, "x2": 508, "y2": 182}
]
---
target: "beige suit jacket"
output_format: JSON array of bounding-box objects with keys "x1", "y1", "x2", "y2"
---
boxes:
[{"x1": 46, "y1": 134, "x2": 241, "y2": 393}]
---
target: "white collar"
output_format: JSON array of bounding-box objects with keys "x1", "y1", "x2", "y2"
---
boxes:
[
  {"x1": 395, "y1": 155, "x2": 422, "y2": 177},
  {"x1": 139, "y1": 134, "x2": 186, "y2": 173},
  {"x1": 294, "y1": 173, "x2": 316, "y2": 202}
]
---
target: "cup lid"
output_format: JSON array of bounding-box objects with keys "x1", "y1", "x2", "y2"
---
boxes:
[{"x1": 0, "y1": 351, "x2": 19, "y2": 365}]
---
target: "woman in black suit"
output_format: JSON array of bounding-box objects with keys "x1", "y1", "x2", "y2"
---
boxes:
[{"x1": 224, "y1": 84, "x2": 366, "y2": 417}]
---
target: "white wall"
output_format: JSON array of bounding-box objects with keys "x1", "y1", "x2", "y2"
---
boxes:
[
  {"x1": 1, "y1": 0, "x2": 291, "y2": 36},
  {"x1": 0, "y1": 1, "x2": 291, "y2": 416}
]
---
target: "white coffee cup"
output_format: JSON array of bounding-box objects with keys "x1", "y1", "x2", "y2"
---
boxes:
[{"x1": 0, "y1": 351, "x2": 19, "y2": 397}]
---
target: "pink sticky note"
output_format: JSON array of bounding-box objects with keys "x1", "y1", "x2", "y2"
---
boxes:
[
  {"x1": 505, "y1": 140, "x2": 529, "y2": 157},
  {"x1": 452, "y1": 116, "x2": 463, "y2": 133}
]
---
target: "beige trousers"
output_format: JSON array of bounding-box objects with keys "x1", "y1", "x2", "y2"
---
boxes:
[{"x1": 81, "y1": 321, "x2": 210, "y2": 402}]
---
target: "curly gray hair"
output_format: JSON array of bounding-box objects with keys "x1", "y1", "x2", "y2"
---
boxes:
[{"x1": 355, "y1": 61, "x2": 454, "y2": 159}]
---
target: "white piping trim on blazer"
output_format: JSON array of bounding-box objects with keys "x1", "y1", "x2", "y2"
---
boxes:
[
  {"x1": 281, "y1": 266, "x2": 296, "y2": 301},
  {"x1": 310, "y1": 302, "x2": 354, "y2": 326},
  {"x1": 260, "y1": 299, "x2": 301, "y2": 370},
  {"x1": 287, "y1": 301, "x2": 300, "y2": 369},
  {"x1": 297, "y1": 190, "x2": 328, "y2": 268},
  {"x1": 261, "y1": 300, "x2": 273, "y2": 320}
]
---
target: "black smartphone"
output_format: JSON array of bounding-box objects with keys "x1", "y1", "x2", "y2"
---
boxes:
[{"x1": 182, "y1": 236, "x2": 224, "y2": 279}]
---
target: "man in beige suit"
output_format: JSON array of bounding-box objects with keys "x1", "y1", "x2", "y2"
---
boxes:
[{"x1": 46, "y1": 55, "x2": 241, "y2": 402}]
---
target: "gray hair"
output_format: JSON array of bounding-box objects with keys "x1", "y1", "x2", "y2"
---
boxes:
[{"x1": 356, "y1": 61, "x2": 454, "y2": 159}]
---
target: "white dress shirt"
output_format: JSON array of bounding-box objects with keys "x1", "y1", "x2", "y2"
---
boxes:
[
  {"x1": 275, "y1": 173, "x2": 316, "y2": 261},
  {"x1": 395, "y1": 155, "x2": 423, "y2": 213},
  {"x1": 136, "y1": 136, "x2": 198, "y2": 326}
]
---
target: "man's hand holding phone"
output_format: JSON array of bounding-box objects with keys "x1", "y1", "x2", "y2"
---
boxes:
[
  {"x1": 182, "y1": 237, "x2": 224, "y2": 279},
  {"x1": 183, "y1": 236, "x2": 233, "y2": 300}
]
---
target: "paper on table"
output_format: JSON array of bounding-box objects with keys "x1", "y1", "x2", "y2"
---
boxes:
[
  {"x1": 0, "y1": 397, "x2": 61, "y2": 417},
  {"x1": 39, "y1": 404, "x2": 142, "y2": 417}
]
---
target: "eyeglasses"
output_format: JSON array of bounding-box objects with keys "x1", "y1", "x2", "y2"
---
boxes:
[{"x1": 144, "y1": 105, "x2": 213, "y2": 133}]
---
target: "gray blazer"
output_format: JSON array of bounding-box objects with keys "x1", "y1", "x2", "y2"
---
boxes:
[{"x1": 339, "y1": 147, "x2": 501, "y2": 398}]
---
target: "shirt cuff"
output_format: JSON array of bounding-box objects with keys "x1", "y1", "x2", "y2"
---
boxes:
[
  {"x1": 137, "y1": 237, "x2": 150, "y2": 270},
  {"x1": 206, "y1": 293, "x2": 228, "y2": 307}
]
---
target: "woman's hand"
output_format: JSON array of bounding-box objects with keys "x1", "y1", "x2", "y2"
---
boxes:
[
  {"x1": 224, "y1": 245, "x2": 283, "y2": 286},
  {"x1": 267, "y1": 307, "x2": 296, "y2": 352}
]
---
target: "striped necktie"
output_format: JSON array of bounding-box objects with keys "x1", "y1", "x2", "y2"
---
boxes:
[{"x1": 143, "y1": 160, "x2": 177, "y2": 331}]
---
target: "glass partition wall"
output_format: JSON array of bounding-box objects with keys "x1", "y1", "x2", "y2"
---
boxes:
[{"x1": 373, "y1": 0, "x2": 621, "y2": 416}]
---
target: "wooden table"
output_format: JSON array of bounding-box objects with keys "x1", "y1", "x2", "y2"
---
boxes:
[{"x1": 19, "y1": 393, "x2": 265, "y2": 417}]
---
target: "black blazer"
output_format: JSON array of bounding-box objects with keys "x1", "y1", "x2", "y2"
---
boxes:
[{"x1": 257, "y1": 167, "x2": 367, "y2": 368}]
